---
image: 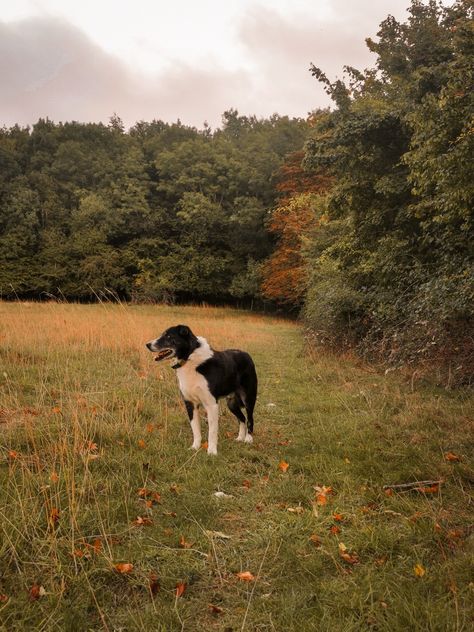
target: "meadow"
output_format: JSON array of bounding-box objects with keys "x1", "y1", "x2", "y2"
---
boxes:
[{"x1": 0, "y1": 302, "x2": 473, "y2": 631}]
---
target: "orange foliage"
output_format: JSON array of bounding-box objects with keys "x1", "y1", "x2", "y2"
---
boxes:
[{"x1": 261, "y1": 150, "x2": 331, "y2": 304}]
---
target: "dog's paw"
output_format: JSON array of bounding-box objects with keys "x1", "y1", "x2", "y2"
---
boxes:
[
  {"x1": 190, "y1": 443, "x2": 201, "y2": 451},
  {"x1": 235, "y1": 435, "x2": 245, "y2": 442},
  {"x1": 244, "y1": 434, "x2": 253, "y2": 444},
  {"x1": 207, "y1": 446, "x2": 218, "y2": 456}
]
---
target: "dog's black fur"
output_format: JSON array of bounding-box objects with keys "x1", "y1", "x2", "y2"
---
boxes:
[{"x1": 146, "y1": 325, "x2": 257, "y2": 454}]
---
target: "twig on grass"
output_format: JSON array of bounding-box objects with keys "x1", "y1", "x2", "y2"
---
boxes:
[{"x1": 383, "y1": 480, "x2": 443, "y2": 491}]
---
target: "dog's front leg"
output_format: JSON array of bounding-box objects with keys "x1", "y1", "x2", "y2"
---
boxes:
[
  {"x1": 205, "y1": 402, "x2": 219, "y2": 456},
  {"x1": 185, "y1": 400, "x2": 201, "y2": 450}
]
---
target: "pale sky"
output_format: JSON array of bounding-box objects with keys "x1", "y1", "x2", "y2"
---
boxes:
[{"x1": 0, "y1": 0, "x2": 432, "y2": 129}]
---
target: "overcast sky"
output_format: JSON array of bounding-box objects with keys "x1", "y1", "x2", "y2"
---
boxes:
[{"x1": 0, "y1": 0, "x2": 430, "y2": 130}]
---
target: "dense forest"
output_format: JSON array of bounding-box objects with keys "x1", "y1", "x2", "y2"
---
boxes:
[{"x1": 0, "y1": 0, "x2": 472, "y2": 381}]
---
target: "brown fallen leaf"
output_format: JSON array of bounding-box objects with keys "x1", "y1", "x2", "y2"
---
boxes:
[
  {"x1": 278, "y1": 460, "x2": 289, "y2": 473},
  {"x1": 114, "y1": 563, "x2": 134, "y2": 574},
  {"x1": 208, "y1": 603, "x2": 224, "y2": 614},
  {"x1": 309, "y1": 534, "x2": 321, "y2": 547},
  {"x1": 242, "y1": 479, "x2": 251, "y2": 489},
  {"x1": 146, "y1": 423, "x2": 154, "y2": 433},
  {"x1": 176, "y1": 582, "x2": 186, "y2": 597},
  {"x1": 237, "y1": 571, "x2": 255, "y2": 581},
  {"x1": 0, "y1": 594, "x2": 9, "y2": 603},
  {"x1": 50, "y1": 471, "x2": 59, "y2": 483},
  {"x1": 137, "y1": 439, "x2": 146, "y2": 449},
  {"x1": 132, "y1": 516, "x2": 153, "y2": 526},
  {"x1": 29, "y1": 584, "x2": 46, "y2": 600},
  {"x1": 149, "y1": 572, "x2": 160, "y2": 595},
  {"x1": 48, "y1": 507, "x2": 60, "y2": 528},
  {"x1": 329, "y1": 525, "x2": 341, "y2": 535},
  {"x1": 444, "y1": 452, "x2": 461, "y2": 462},
  {"x1": 338, "y1": 542, "x2": 359, "y2": 564}
]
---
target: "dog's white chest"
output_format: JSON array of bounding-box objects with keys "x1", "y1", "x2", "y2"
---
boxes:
[{"x1": 177, "y1": 366, "x2": 210, "y2": 405}]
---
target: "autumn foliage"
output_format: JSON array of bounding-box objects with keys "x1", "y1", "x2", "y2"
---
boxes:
[{"x1": 261, "y1": 150, "x2": 331, "y2": 305}]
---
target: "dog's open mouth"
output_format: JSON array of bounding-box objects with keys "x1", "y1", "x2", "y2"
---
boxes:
[{"x1": 153, "y1": 348, "x2": 175, "y2": 362}]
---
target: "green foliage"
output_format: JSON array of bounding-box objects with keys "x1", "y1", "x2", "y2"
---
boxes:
[
  {"x1": 0, "y1": 113, "x2": 309, "y2": 302},
  {"x1": 303, "y1": 0, "x2": 473, "y2": 381}
]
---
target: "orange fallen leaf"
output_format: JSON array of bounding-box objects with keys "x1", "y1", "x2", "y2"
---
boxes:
[
  {"x1": 414, "y1": 563, "x2": 425, "y2": 577},
  {"x1": 86, "y1": 441, "x2": 98, "y2": 452},
  {"x1": 201, "y1": 441, "x2": 208, "y2": 450},
  {"x1": 278, "y1": 460, "x2": 289, "y2": 473},
  {"x1": 179, "y1": 535, "x2": 192, "y2": 549},
  {"x1": 237, "y1": 571, "x2": 255, "y2": 581},
  {"x1": 50, "y1": 471, "x2": 59, "y2": 483},
  {"x1": 52, "y1": 406, "x2": 61, "y2": 414},
  {"x1": 329, "y1": 525, "x2": 341, "y2": 535},
  {"x1": 176, "y1": 582, "x2": 186, "y2": 597},
  {"x1": 444, "y1": 452, "x2": 461, "y2": 462},
  {"x1": 333, "y1": 513, "x2": 344, "y2": 522},
  {"x1": 384, "y1": 488, "x2": 394, "y2": 496},
  {"x1": 114, "y1": 563, "x2": 134, "y2": 574},
  {"x1": 242, "y1": 479, "x2": 251, "y2": 489},
  {"x1": 316, "y1": 494, "x2": 327, "y2": 506},
  {"x1": 138, "y1": 439, "x2": 146, "y2": 449},
  {"x1": 309, "y1": 534, "x2": 321, "y2": 547},
  {"x1": 146, "y1": 423, "x2": 154, "y2": 433},
  {"x1": 49, "y1": 507, "x2": 60, "y2": 528},
  {"x1": 8, "y1": 450, "x2": 19, "y2": 460},
  {"x1": 415, "y1": 485, "x2": 439, "y2": 494}
]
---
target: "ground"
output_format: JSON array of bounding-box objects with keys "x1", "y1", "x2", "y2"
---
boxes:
[{"x1": 0, "y1": 302, "x2": 473, "y2": 631}]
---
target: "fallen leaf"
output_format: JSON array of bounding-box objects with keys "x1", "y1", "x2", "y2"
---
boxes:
[
  {"x1": 149, "y1": 572, "x2": 160, "y2": 595},
  {"x1": 52, "y1": 407, "x2": 61, "y2": 414},
  {"x1": 242, "y1": 479, "x2": 251, "y2": 489},
  {"x1": 316, "y1": 494, "x2": 327, "y2": 506},
  {"x1": 414, "y1": 563, "x2": 425, "y2": 577},
  {"x1": 278, "y1": 460, "x2": 289, "y2": 473},
  {"x1": 278, "y1": 440, "x2": 290, "y2": 446},
  {"x1": 329, "y1": 525, "x2": 341, "y2": 535},
  {"x1": 49, "y1": 507, "x2": 60, "y2": 528},
  {"x1": 0, "y1": 594, "x2": 9, "y2": 603},
  {"x1": 8, "y1": 450, "x2": 19, "y2": 460},
  {"x1": 287, "y1": 506, "x2": 304, "y2": 514},
  {"x1": 205, "y1": 530, "x2": 231, "y2": 539},
  {"x1": 176, "y1": 582, "x2": 186, "y2": 597},
  {"x1": 214, "y1": 491, "x2": 234, "y2": 499},
  {"x1": 133, "y1": 516, "x2": 153, "y2": 526},
  {"x1": 201, "y1": 441, "x2": 208, "y2": 450},
  {"x1": 146, "y1": 423, "x2": 154, "y2": 433},
  {"x1": 415, "y1": 485, "x2": 439, "y2": 494},
  {"x1": 114, "y1": 563, "x2": 134, "y2": 574},
  {"x1": 444, "y1": 452, "x2": 461, "y2": 462},
  {"x1": 384, "y1": 487, "x2": 394, "y2": 496},
  {"x1": 50, "y1": 471, "x2": 59, "y2": 483},
  {"x1": 29, "y1": 584, "x2": 46, "y2": 600},
  {"x1": 333, "y1": 513, "x2": 344, "y2": 522},
  {"x1": 179, "y1": 535, "x2": 192, "y2": 549},
  {"x1": 138, "y1": 439, "x2": 146, "y2": 449},
  {"x1": 338, "y1": 542, "x2": 359, "y2": 564},
  {"x1": 237, "y1": 571, "x2": 255, "y2": 581},
  {"x1": 208, "y1": 603, "x2": 224, "y2": 614},
  {"x1": 92, "y1": 538, "x2": 102, "y2": 553},
  {"x1": 309, "y1": 534, "x2": 321, "y2": 547}
]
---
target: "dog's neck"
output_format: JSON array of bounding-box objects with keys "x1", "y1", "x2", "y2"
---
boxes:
[{"x1": 173, "y1": 336, "x2": 213, "y2": 369}]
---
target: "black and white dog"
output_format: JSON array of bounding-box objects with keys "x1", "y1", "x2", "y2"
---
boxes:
[{"x1": 146, "y1": 325, "x2": 257, "y2": 455}]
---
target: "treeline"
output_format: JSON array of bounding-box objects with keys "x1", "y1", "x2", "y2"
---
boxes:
[
  {"x1": 1, "y1": 0, "x2": 472, "y2": 382},
  {"x1": 0, "y1": 110, "x2": 308, "y2": 302}
]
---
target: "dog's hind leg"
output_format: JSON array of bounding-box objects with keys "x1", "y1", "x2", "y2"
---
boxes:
[
  {"x1": 226, "y1": 394, "x2": 247, "y2": 442},
  {"x1": 240, "y1": 384, "x2": 256, "y2": 444},
  {"x1": 185, "y1": 400, "x2": 201, "y2": 450}
]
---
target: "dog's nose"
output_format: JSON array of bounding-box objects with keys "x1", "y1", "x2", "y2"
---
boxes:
[{"x1": 146, "y1": 342, "x2": 153, "y2": 350}]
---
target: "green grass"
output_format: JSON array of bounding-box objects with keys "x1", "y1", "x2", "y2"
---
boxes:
[{"x1": 0, "y1": 301, "x2": 473, "y2": 631}]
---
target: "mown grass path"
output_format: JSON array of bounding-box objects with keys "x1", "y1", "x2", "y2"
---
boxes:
[{"x1": 1, "y1": 303, "x2": 473, "y2": 631}]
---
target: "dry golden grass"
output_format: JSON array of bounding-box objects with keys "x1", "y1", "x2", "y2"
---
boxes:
[{"x1": 1, "y1": 301, "x2": 473, "y2": 632}]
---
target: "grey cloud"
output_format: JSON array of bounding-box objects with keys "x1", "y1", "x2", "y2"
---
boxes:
[{"x1": 0, "y1": 17, "x2": 253, "y2": 129}]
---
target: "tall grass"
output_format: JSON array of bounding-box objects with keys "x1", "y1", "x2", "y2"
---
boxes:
[{"x1": 1, "y1": 301, "x2": 472, "y2": 631}]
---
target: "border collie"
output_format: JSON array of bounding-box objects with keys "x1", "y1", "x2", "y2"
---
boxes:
[{"x1": 146, "y1": 325, "x2": 257, "y2": 455}]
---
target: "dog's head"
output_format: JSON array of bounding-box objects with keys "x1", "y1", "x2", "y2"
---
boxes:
[{"x1": 146, "y1": 325, "x2": 199, "y2": 363}]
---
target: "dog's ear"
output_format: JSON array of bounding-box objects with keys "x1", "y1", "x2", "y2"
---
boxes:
[{"x1": 177, "y1": 325, "x2": 190, "y2": 337}]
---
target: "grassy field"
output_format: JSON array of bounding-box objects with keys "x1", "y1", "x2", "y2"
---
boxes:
[{"x1": 0, "y1": 302, "x2": 473, "y2": 631}]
